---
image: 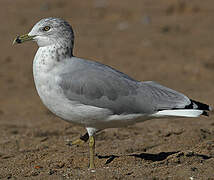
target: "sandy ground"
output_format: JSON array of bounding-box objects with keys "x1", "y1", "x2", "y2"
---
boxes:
[{"x1": 0, "y1": 0, "x2": 214, "y2": 179}]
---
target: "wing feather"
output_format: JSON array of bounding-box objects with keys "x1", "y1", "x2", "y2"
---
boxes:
[{"x1": 59, "y1": 58, "x2": 191, "y2": 115}]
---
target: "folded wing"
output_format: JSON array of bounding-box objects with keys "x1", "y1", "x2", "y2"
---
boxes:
[{"x1": 59, "y1": 58, "x2": 210, "y2": 116}]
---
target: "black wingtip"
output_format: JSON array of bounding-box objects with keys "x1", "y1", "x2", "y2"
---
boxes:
[
  {"x1": 202, "y1": 111, "x2": 209, "y2": 117},
  {"x1": 189, "y1": 99, "x2": 211, "y2": 111},
  {"x1": 184, "y1": 99, "x2": 211, "y2": 117}
]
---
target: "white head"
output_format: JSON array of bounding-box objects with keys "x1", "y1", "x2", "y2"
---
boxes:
[{"x1": 14, "y1": 17, "x2": 74, "y2": 50}]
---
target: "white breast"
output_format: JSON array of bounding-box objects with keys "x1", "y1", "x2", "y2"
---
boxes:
[{"x1": 32, "y1": 47, "x2": 112, "y2": 127}]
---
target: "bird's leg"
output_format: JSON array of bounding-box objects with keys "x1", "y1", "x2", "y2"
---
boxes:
[
  {"x1": 89, "y1": 135, "x2": 95, "y2": 169},
  {"x1": 70, "y1": 132, "x2": 89, "y2": 146}
]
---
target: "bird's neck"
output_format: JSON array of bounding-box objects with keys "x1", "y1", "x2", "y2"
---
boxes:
[
  {"x1": 33, "y1": 44, "x2": 73, "y2": 73},
  {"x1": 49, "y1": 43, "x2": 73, "y2": 61}
]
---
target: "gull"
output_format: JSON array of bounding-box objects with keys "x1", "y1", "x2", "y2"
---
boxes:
[{"x1": 13, "y1": 17, "x2": 211, "y2": 169}]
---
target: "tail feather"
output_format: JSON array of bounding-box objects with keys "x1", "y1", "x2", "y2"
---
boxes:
[
  {"x1": 201, "y1": 111, "x2": 209, "y2": 116},
  {"x1": 153, "y1": 109, "x2": 204, "y2": 118},
  {"x1": 155, "y1": 99, "x2": 212, "y2": 118},
  {"x1": 186, "y1": 99, "x2": 212, "y2": 116}
]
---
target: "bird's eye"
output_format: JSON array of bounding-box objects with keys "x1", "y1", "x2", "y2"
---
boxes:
[{"x1": 43, "y1": 26, "x2": 51, "y2": 31}]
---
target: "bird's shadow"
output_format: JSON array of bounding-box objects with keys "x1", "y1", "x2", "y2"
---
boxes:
[{"x1": 96, "y1": 151, "x2": 179, "y2": 164}]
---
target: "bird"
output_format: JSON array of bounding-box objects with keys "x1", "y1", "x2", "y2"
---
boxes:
[{"x1": 13, "y1": 17, "x2": 212, "y2": 169}]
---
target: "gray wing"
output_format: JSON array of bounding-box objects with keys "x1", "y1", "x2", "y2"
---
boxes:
[{"x1": 59, "y1": 58, "x2": 191, "y2": 115}]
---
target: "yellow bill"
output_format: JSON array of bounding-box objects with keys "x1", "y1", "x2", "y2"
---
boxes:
[{"x1": 13, "y1": 34, "x2": 35, "y2": 45}]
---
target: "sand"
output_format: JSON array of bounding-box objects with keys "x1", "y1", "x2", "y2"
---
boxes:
[{"x1": 0, "y1": 0, "x2": 214, "y2": 179}]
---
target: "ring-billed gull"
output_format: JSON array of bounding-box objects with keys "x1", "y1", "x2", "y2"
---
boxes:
[{"x1": 13, "y1": 17, "x2": 211, "y2": 169}]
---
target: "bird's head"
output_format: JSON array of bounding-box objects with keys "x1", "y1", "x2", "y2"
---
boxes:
[{"x1": 13, "y1": 17, "x2": 74, "y2": 48}]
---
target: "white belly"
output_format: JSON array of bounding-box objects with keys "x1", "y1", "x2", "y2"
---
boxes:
[
  {"x1": 32, "y1": 47, "x2": 111, "y2": 127},
  {"x1": 34, "y1": 71, "x2": 113, "y2": 126},
  {"x1": 32, "y1": 47, "x2": 150, "y2": 129},
  {"x1": 35, "y1": 73, "x2": 154, "y2": 130}
]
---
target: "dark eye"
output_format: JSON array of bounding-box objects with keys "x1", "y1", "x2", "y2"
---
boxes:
[{"x1": 42, "y1": 26, "x2": 51, "y2": 31}]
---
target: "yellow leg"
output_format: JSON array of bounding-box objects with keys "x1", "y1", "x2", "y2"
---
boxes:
[
  {"x1": 89, "y1": 136, "x2": 95, "y2": 169},
  {"x1": 68, "y1": 132, "x2": 89, "y2": 146},
  {"x1": 71, "y1": 138, "x2": 85, "y2": 146}
]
